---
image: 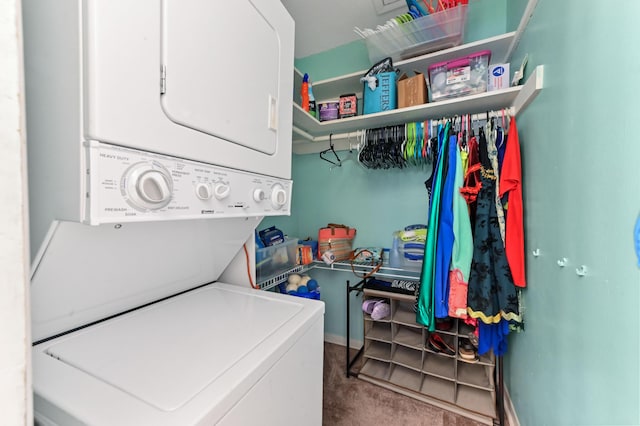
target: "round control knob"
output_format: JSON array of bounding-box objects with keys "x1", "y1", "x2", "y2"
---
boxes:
[
  {"x1": 253, "y1": 188, "x2": 266, "y2": 202},
  {"x1": 123, "y1": 162, "x2": 173, "y2": 211},
  {"x1": 271, "y1": 184, "x2": 288, "y2": 209},
  {"x1": 213, "y1": 182, "x2": 231, "y2": 200},
  {"x1": 195, "y1": 182, "x2": 212, "y2": 200}
]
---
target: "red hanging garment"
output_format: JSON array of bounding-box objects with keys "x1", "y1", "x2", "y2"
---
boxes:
[{"x1": 499, "y1": 117, "x2": 526, "y2": 287}]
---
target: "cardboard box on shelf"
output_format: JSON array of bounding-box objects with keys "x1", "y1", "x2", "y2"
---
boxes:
[{"x1": 397, "y1": 72, "x2": 428, "y2": 108}]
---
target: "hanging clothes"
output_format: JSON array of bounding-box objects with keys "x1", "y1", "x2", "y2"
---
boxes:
[
  {"x1": 496, "y1": 126, "x2": 507, "y2": 175},
  {"x1": 478, "y1": 317, "x2": 510, "y2": 356},
  {"x1": 466, "y1": 128, "x2": 521, "y2": 327},
  {"x1": 448, "y1": 137, "x2": 474, "y2": 319},
  {"x1": 486, "y1": 121, "x2": 507, "y2": 243},
  {"x1": 499, "y1": 117, "x2": 526, "y2": 287},
  {"x1": 459, "y1": 135, "x2": 481, "y2": 230},
  {"x1": 433, "y1": 132, "x2": 458, "y2": 318},
  {"x1": 417, "y1": 122, "x2": 450, "y2": 331}
]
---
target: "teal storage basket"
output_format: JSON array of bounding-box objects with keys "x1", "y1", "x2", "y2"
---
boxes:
[{"x1": 363, "y1": 72, "x2": 397, "y2": 114}]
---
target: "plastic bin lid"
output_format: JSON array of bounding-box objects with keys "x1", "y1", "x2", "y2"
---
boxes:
[{"x1": 428, "y1": 50, "x2": 492, "y2": 72}]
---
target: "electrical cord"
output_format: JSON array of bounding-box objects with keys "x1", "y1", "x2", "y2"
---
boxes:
[
  {"x1": 243, "y1": 243, "x2": 259, "y2": 289},
  {"x1": 349, "y1": 249, "x2": 382, "y2": 279}
]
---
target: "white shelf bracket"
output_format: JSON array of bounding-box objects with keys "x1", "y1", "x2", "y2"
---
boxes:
[
  {"x1": 512, "y1": 65, "x2": 543, "y2": 117},
  {"x1": 503, "y1": 0, "x2": 539, "y2": 63}
]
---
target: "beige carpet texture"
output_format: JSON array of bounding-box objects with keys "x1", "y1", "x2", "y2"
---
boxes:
[{"x1": 322, "y1": 342, "x2": 486, "y2": 426}]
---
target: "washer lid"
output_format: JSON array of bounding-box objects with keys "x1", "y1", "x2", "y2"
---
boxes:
[
  {"x1": 42, "y1": 284, "x2": 303, "y2": 411},
  {"x1": 30, "y1": 218, "x2": 259, "y2": 342}
]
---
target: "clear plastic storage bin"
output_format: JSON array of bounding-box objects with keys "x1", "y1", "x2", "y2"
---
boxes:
[
  {"x1": 256, "y1": 237, "x2": 298, "y2": 282},
  {"x1": 364, "y1": 5, "x2": 468, "y2": 64},
  {"x1": 390, "y1": 233, "x2": 425, "y2": 270},
  {"x1": 428, "y1": 50, "x2": 491, "y2": 102}
]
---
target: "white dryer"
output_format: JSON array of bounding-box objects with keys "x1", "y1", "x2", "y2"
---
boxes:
[{"x1": 23, "y1": 0, "x2": 296, "y2": 255}]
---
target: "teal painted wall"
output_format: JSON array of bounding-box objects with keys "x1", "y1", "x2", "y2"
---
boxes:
[
  {"x1": 271, "y1": 1, "x2": 640, "y2": 423},
  {"x1": 506, "y1": 0, "x2": 527, "y2": 32},
  {"x1": 504, "y1": 0, "x2": 640, "y2": 424},
  {"x1": 260, "y1": 154, "x2": 433, "y2": 342}
]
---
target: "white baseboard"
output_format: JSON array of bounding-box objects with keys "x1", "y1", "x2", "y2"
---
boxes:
[
  {"x1": 503, "y1": 385, "x2": 520, "y2": 426},
  {"x1": 324, "y1": 332, "x2": 362, "y2": 350}
]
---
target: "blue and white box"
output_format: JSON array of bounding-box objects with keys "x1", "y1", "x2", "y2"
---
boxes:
[{"x1": 488, "y1": 63, "x2": 510, "y2": 91}]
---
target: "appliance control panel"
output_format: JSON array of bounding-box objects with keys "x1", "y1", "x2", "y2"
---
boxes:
[{"x1": 85, "y1": 142, "x2": 292, "y2": 224}]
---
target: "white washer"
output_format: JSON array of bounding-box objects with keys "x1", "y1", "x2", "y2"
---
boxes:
[{"x1": 31, "y1": 221, "x2": 325, "y2": 426}]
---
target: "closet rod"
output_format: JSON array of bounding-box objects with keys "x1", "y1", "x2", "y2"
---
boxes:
[
  {"x1": 293, "y1": 127, "x2": 358, "y2": 155},
  {"x1": 293, "y1": 108, "x2": 513, "y2": 143},
  {"x1": 292, "y1": 108, "x2": 518, "y2": 155},
  {"x1": 292, "y1": 126, "x2": 357, "y2": 144},
  {"x1": 293, "y1": 107, "x2": 515, "y2": 142}
]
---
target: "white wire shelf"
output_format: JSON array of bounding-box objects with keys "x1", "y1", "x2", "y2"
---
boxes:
[
  {"x1": 311, "y1": 259, "x2": 422, "y2": 281},
  {"x1": 256, "y1": 259, "x2": 422, "y2": 291},
  {"x1": 257, "y1": 265, "x2": 307, "y2": 291}
]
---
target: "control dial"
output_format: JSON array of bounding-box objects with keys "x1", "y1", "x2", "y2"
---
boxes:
[
  {"x1": 123, "y1": 162, "x2": 173, "y2": 211},
  {"x1": 253, "y1": 188, "x2": 266, "y2": 202},
  {"x1": 195, "y1": 182, "x2": 212, "y2": 200},
  {"x1": 271, "y1": 183, "x2": 288, "y2": 209},
  {"x1": 213, "y1": 182, "x2": 231, "y2": 200}
]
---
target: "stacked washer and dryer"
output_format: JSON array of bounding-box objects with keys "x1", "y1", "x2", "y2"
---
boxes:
[{"x1": 22, "y1": 1, "x2": 324, "y2": 425}]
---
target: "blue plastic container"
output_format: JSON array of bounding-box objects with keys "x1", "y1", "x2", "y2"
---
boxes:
[{"x1": 291, "y1": 289, "x2": 321, "y2": 300}]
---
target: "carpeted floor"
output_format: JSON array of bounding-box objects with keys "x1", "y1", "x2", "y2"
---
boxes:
[{"x1": 322, "y1": 342, "x2": 485, "y2": 426}]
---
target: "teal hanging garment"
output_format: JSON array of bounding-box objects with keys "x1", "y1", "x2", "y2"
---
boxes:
[{"x1": 416, "y1": 122, "x2": 450, "y2": 331}]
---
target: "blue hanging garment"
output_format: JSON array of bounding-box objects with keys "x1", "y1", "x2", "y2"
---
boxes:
[
  {"x1": 433, "y1": 133, "x2": 458, "y2": 318},
  {"x1": 416, "y1": 122, "x2": 450, "y2": 330}
]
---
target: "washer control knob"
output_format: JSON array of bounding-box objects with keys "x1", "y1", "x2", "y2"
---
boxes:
[
  {"x1": 138, "y1": 171, "x2": 171, "y2": 203},
  {"x1": 253, "y1": 188, "x2": 266, "y2": 202},
  {"x1": 195, "y1": 183, "x2": 212, "y2": 200},
  {"x1": 213, "y1": 182, "x2": 230, "y2": 200},
  {"x1": 271, "y1": 184, "x2": 288, "y2": 209},
  {"x1": 123, "y1": 162, "x2": 173, "y2": 211}
]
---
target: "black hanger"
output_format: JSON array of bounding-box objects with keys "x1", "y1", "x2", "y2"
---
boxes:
[{"x1": 320, "y1": 134, "x2": 342, "y2": 167}]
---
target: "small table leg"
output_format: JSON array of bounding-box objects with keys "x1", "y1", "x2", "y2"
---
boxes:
[{"x1": 346, "y1": 279, "x2": 365, "y2": 378}]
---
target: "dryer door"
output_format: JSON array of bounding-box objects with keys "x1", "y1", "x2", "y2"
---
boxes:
[
  {"x1": 83, "y1": 0, "x2": 293, "y2": 179},
  {"x1": 161, "y1": 0, "x2": 280, "y2": 154}
]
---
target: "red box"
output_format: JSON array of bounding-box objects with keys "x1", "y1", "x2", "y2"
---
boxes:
[{"x1": 339, "y1": 94, "x2": 357, "y2": 118}]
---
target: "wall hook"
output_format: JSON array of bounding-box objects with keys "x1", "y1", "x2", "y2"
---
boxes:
[
  {"x1": 532, "y1": 248, "x2": 540, "y2": 257},
  {"x1": 576, "y1": 265, "x2": 588, "y2": 277},
  {"x1": 557, "y1": 257, "x2": 568, "y2": 267}
]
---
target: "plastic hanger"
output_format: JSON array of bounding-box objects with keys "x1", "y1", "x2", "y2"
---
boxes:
[{"x1": 320, "y1": 134, "x2": 342, "y2": 167}]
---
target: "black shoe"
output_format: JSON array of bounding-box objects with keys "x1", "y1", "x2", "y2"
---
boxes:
[
  {"x1": 459, "y1": 338, "x2": 478, "y2": 363},
  {"x1": 427, "y1": 333, "x2": 455, "y2": 356}
]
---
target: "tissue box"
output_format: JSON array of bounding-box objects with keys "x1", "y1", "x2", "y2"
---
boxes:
[
  {"x1": 363, "y1": 72, "x2": 397, "y2": 114},
  {"x1": 488, "y1": 63, "x2": 510, "y2": 91},
  {"x1": 398, "y1": 72, "x2": 428, "y2": 108}
]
